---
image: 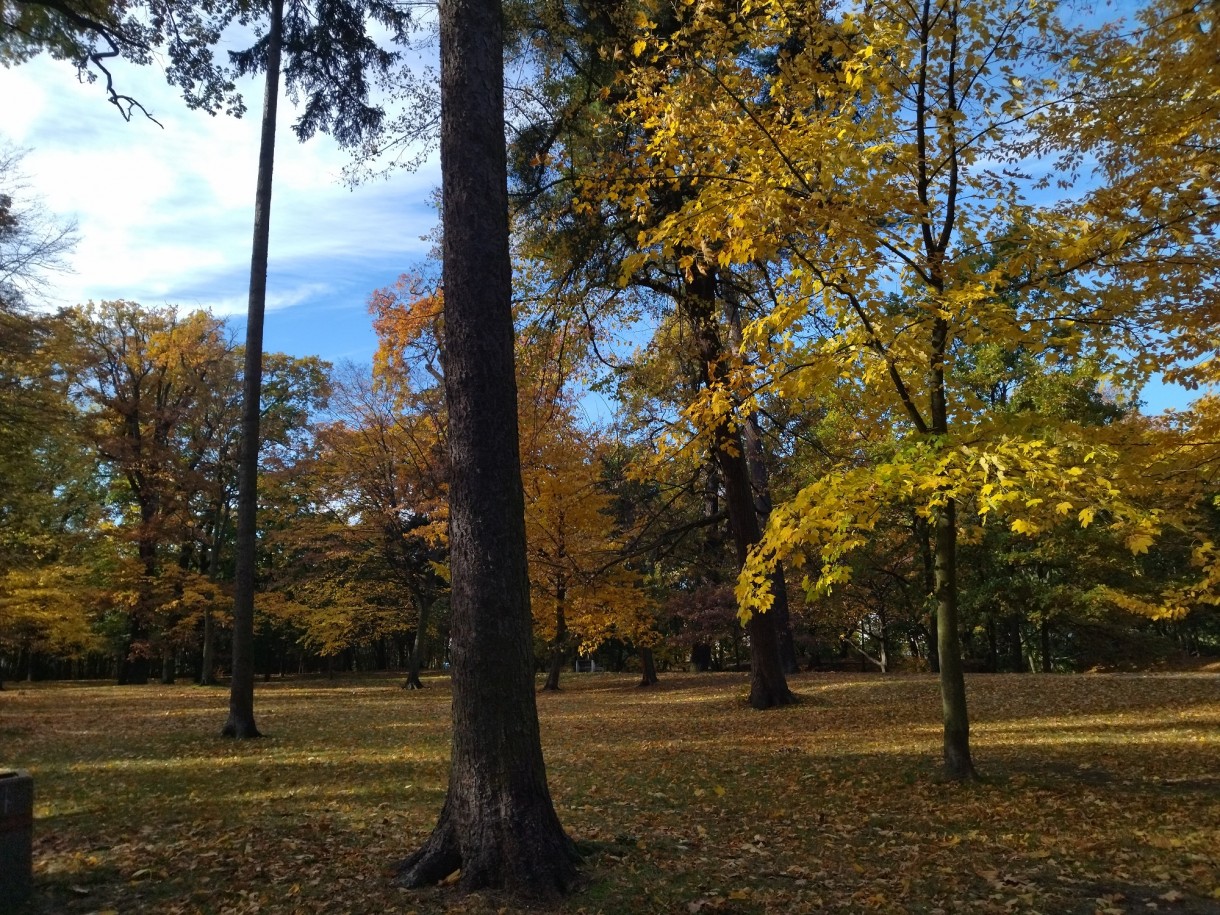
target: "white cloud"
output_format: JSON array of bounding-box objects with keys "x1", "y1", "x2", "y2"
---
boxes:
[{"x1": 0, "y1": 51, "x2": 440, "y2": 364}]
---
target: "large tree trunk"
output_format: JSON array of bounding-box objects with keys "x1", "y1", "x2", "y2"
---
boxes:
[
  {"x1": 394, "y1": 0, "x2": 577, "y2": 893},
  {"x1": 728, "y1": 297, "x2": 799, "y2": 675},
  {"x1": 637, "y1": 646, "x2": 659, "y2": 687},
  {"x1": 684, "y1": 265, "x2": 794, "y2": 710},
  {"x1": 223, "y1": 0, "x2": 283, "y2": 740}
]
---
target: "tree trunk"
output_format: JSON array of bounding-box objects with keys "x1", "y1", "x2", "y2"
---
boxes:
[
  {"x1": 543, "y1": 645, "x2": 566, "y2": 691},
  {"x1": 684, "y1": 264, "x2": 794, "y2": 710},
  {"x1": 916, "y1": 515, "x2": 940, "y2": 673},
  {"x1": 1040, "y1": 618, "x2": 1052, "y2": 673},
  {"x1": 691, "y1": 643, "x2": 712, "y2": 672},
  {"x1": 403, "y1": 595, "x2": 431, "y2": 690},
  {"x1": 934, "y1": 498, "x2": 975, "y2": 780},
  {"x1": 1007, "y1": 616, "x2": 1024, "y2": 673},
  {"x1": 394, "y1": 0, "x2": 577, "y2": 892},
  {"x1": 728, "y1": 299, "x2": 800, "y2": 676},
  {"x1": 200, "y1": 608, "x2": 217, "y2": 686},
  {"x1": 223, "y1": 0, "x2": 282, "y2": 740},
  {"x1": 199, "y1": 503, "x2": 226, "y2": 687},
  {"x1": 160, "y1": 651, "x2": 175, "y2": 685},
  {"x1": 637, "y1": 646, "x2": 658, "y2": 687},
  {"x1": 542, "y1": 584, "x2": 568, "y2": 692}
]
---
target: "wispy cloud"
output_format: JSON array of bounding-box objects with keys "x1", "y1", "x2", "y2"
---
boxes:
[{"x1": 1, "y1": 52, "x2": 439, "y2": 366}]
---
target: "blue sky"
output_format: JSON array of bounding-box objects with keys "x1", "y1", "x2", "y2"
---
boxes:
[
  {"x1": 2, "y1": 50, "x2": 441, "y2": 367},
  {"x1": 2, "y1": 17, "x2": 1194, "y2": 414}
]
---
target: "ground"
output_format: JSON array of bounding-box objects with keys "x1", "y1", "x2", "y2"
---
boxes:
[{"x1": 1, "y1": 670, "x2": 1217, "y2": 914}]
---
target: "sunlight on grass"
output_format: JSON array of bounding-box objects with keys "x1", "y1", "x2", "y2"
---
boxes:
[{"x1": 4, "y1": 672, "x2": 1219, "y2": 915}]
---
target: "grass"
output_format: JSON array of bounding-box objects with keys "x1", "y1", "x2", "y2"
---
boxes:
[{"x1": 1, "y1": 670, "x2": 1218, "y2": 914}]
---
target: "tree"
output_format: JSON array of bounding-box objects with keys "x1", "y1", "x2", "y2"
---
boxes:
[
  {"x1": 224, "y1": 0, "x2": 415, "y2": 739},
  {"x1": 224, "y1": 0, "x2": 285, "y2": 739},
  {"x1": 597, "y1": 0, "x2": 1220, "y2": 778},
  {"x1": 60, "y1": 301, "x2": 234, "y2": 683},
  {"x1": 392, "y1": 0, "x2": 578, "y2": 893}
]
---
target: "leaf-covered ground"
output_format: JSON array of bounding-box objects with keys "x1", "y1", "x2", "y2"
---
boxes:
[{"x1": 2, "y1": 670, "x2": 1218, "y2": 914}]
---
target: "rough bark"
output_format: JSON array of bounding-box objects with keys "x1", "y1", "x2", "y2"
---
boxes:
[
  {"x1": 223, "y1": 0, "x2": 282, "y2": 740},
  {"x1": 395, "y1": 0, "x2": 577, "y2": 892}
]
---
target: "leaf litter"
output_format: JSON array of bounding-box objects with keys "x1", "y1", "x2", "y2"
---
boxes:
[{"x1": 2, "y1": 671, "x2": 1217, "y2": 914}]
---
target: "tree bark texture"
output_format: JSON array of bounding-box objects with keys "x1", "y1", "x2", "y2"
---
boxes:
[
  {"x1": 684, "y1": 265, "x2": 794, "y2": 710},
  {"x1": 394, "y1": 0, "x2": 577, "y2": 893},
  {"x1": 223, "y1": 0, "x2": 283, "y2": 740}
]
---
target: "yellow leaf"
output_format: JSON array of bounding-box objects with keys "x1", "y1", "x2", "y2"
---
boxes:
[
  {"x1": 1127, "y1": 532, "x2": 1154, "y2": 555},
  {"x1": 632, "y1": 39, "x2": 647, "y2": 56},
  {"x1": 1078, "y1": 507, "x2": 1095, "y2": 528},
  {"x1": 1056, "y1": 501, "x2": 1073, "y2": 516}
]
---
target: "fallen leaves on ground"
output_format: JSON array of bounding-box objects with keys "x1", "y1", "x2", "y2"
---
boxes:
[{"x1": 2, "y1": 671, "x2": 1217, "y2": 914}]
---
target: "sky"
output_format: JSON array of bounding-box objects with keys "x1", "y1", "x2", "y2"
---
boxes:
[
  {"x1": 1, "y1": 49, "x2": 441, "y2": 368},
  {"x1": 0, "y1": 22, "x2": 1194, "y2": 414}
]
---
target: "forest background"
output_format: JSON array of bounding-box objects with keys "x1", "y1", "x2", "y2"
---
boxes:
[
  {"x1": 2, "y1": 0, "x2": 1217, "y2": 698},
  {"x1": 2, "y1": 0, "x2": 1220, "y2": 909}
]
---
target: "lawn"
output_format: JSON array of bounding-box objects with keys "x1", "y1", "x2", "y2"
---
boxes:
[{"x1": 1, "y1": 671, "x2": 1218, "y2": 914}]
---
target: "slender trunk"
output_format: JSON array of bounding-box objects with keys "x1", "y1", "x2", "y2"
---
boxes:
[
  {"x1": 929, "y1": 308, "x2": 974, "y2": 779},
  {"x1": 917, "y1": 515, "x2": 939, "y2": 674},
  {"x1": 200, "y1": 609, "x2": 217, "y2": 686},
  {"x1": 1007, "y1": 616, "x2": 1023, "y2": 673},
  {"x1": 223, "y1": 0, "x2": 283, "y2": 739},
  {"x1": 878, "y1": 609, "x2": 889, "y2": 674},
  {"x1": 637, "y1": 646, "x2": 659, "y2": 687},
  {"x1": 395, "y1": 0, "x2": 577, "y2": 891},
  {"x1": 403, "y1": 595, "x2": 431, "y2": 690},
  {"x1": 1040, "y1": 618, "x2": 1052, "y2": 673},
  {"x1": 934, "y1": 498, "x2": 974, "y2": 779},
  {"x1": 200, "y1": 503, "x2": 227, "y2": 687},
  {"x1": 542, "y1": 583, "x2": 567, "y2": 692}
]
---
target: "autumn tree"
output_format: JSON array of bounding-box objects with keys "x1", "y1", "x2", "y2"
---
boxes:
[
  {"x1": 598, "y1": 0, "x2": 1220, "y2": 778},
  {"x1": 268, "y1": 361, "x2": 447, "y2": 686},
  {"x1": 391, "y1": 0, "x2": 578, "y2": 889},
  {"x1": 59, "y1": 301, "x2": 234, "y2": 684}
]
